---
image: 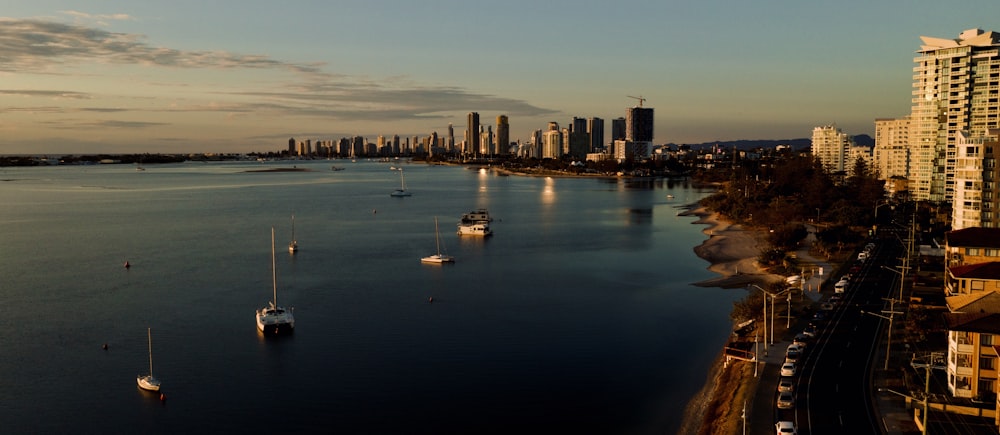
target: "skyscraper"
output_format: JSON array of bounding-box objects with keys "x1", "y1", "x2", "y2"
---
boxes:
[
  {"x1": 588, "y1": 117, "x2": 604, "y2": 152},
  {"x1": 496, "y1": 115, "x2": 509, "y2": 155},
  {"x1": 910, "y1": 29, "x2": 1000, "y2": 202},
  {"x1": 811, "y1": 124, "x2": 853, "y2": 173},
  {"x1": 626, "y1": 107, "x2": 653, "y2": 142},
  {"x1": 467, "y1": 112, "x2": 480, "y2": 156}
]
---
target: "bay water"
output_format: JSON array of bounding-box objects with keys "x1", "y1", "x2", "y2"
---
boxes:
[{"x1": 0, "y1": 160, "x2": 743, "y2": 434}]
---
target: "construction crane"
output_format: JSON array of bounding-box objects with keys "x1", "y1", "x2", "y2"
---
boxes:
[{"x1": 627, "y1": 95, "x2": 646, "y2": 107}]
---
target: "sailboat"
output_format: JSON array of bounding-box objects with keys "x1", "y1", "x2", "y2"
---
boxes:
[
  {"x1": 288, "y1": 214, "x2": 298, "y2": 254},
  {"x1": 256, "y1": 227, "x2": 295, "y2": 335},
  {"x1": 422, "y1": 217, "x2": 455, "y2": 264},
  {"x1": 136, "y1": 327, "x2": 161, "y2": 392},
  {"x1": 389, "y1": 168, "x2": 412, "y2": 197}
]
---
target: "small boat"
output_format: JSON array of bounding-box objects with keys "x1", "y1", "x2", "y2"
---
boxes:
[
  {"x1": 457, "y1": 208, "x2": 493, "y2": 236},
  {"x1": 422, "y1": 217, "x2": 455, "y2": 264},
  {"x1": 257, "y1": 227, "x2": 295, "y2": 335},
  {"x1": 666, "y1": 194, "x2": 674, "y2": 199},
  {"x1": 288, "y1": 214, "x2": 298, "y2": 254},
  {"x1": 390, "y1": 168, "x2": 412, "y2": 197},
  {"x1": 136, "y1": 327, "x2": 161, "y2": 392}
]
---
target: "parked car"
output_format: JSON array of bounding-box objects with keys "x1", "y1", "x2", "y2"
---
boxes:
[
  {"x1": 777, "y1": 391, "x2": 795, "y2": 409},
  {"x1": 835, "y1": 280, "x2": 847, "y2": 294},
  {"x1": 778, "y1": 379, "x2": 794, "y2": 393},
  {"x1": 775, "y1": 421, "x2": 798, "y2": 435},
  {"x1": 821, "y1": 302, "x2": 834, "y2": 311},
  {"x1": 780, "y1": 362, "x2": 796, "y2": 377},
  {"x1": 792, "y1": 336, "x2": 808, "y2": 349},
  {"x1": 802, "y1": 324, "x2": 818, "y2": 337}
]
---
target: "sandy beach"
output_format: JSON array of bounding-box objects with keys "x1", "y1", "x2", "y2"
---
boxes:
[{"x1": 675, "y1": 206, "x2": 784, "y2": 435}]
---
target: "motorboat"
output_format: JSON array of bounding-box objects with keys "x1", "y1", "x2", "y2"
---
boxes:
[
  {"x1": 422, "y1": 217, "x2": 455, "y2": 264},
  {"x1": 257, "y1": 227, "x2": 295, "y2": 335},
  {"x1": 457, "y1": 208, "x2": 493, "y2": 236},
  {"x1": 136, "y1": 327, "x2": 161, "y2": 392}
]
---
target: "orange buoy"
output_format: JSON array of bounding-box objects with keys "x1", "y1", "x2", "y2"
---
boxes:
[{"x1": 160, "y1": 393, "x2": 166, "y2": 402}]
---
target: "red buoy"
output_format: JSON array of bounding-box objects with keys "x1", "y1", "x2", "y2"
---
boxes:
[
  {"x1": 124, "y1": 261, "x2": 131, "y2": 269},
  {"x1": 160, "y1": 393, "x2": 166, "y2": 402}
]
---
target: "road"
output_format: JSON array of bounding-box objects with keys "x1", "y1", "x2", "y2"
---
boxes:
[{"x1": 755, "y1": 237, "x2": 901, "y2": 435}]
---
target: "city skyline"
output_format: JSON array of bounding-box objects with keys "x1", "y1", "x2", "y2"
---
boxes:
[{"x1": 2, "y1": 1, "x2": 1000, "y2": 154}]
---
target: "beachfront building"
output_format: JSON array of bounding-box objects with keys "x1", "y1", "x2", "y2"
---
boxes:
[
  {"x1": 542, "y1": 122, "x2": 562, "y2": 159},
  {"x1": 942, "y1": 291, "x2": 1000, "y2": 402},
  {"x1": 909, "y1": 29, "x2": 1000, "y2": 202},
  {"x1": 952, "y1": 130, "x2": 1000, "y2": 230},
  {"x1": 811, "y1": 124, "x2": 853, "y2": 174},
  {"x1": 944, "y1": 227, "x2": 1000, "y2": 268},
  {"x1": 874, "y1": 117, "x2": 911, "y2": 188}
]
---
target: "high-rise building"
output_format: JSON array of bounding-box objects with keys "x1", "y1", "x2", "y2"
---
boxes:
[
  {"x1": 542, "y1": 122, "x2": 562, "y2": 159},
  {"x1": 874, "y1": 117, "x2": 911, "y2": 184},
  {"x1": 588, "y1": 117, "x2": 604, "y2": 152},
  {"x1": 811, "y1": 124, "x2": 853, "y2": 173},
  {"x1": 626, "y1": 107, "x2": 654, "y2": 142},
  {"x1": 496, "y1": 115, "x2": 509, "y2": 155},
  {"x1": 447, "y1": 123, "x2": 455, "y2": 152},
  {"x1": 611, "y1": 117, "x2": 626, "y2": 142},
  {"x1": 467, "y1": 112, "x2": 480, "y2": 156},
  {"x1": 910, "y1": 29, "x2": 1000, "y2": 202},
  {"x1": 287, "y1": 137, "x2": 296, "y2": 155},
  {"x1": 952, "y1": 130, "x2": 1000, "y2": 230}
]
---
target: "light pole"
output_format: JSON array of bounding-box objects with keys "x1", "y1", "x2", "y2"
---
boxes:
[
  {"x1": 862, "y1": 298, "x2": 904, "y2": 370},
  {"x1": 882, "y1": 265, "x2": 910, "y2": 306},
  {"x1": 748, "y1": 284, "x2": 769, "y2": 354}
]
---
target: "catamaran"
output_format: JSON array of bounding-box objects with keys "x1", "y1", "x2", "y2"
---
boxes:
[{"x1": 422, "y1": 217, "x2": 455, "y2": 264}]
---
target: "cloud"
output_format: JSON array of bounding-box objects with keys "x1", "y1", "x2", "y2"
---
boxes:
[
  {"x1": 0, "y1": 18, "x2": 321, "y2": 74},
  {"x1": 0, "y1": 17, "x2": 555, "y2": 128},
  {"x1": 0, "y1": 89, "x2": 90, "y2": 99}
]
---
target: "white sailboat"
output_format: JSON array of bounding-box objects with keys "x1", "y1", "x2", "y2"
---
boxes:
[
  {"x1": 136, "y1": 327, "x2": 161, "y2": 392},
  {"x1": 390, "y1": 168, "x2": 412, "y2": 197},
  {"x1": 256, "y1": 227, "x2": 295, "y2": 335},
  {"x1": 288, "y1": 214, "x2": 298, "y2": 254},
  {"x1": 422, "y1": 217, "x2": 455, "y2": 264}
]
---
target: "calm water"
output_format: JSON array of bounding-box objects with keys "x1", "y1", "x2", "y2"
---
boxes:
[{"x1": 0, "y1": 160, "x2": 743, "y2": 434}]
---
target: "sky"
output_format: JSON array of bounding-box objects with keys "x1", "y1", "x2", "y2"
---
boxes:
[{"x1": 3, "y1": 0, "x2": 1000, "y2": 154}]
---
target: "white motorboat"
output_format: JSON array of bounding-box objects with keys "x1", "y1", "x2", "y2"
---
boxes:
[
  {"x1": 288, "y1": 214, "x2": 298, "y2": 254},
  {"x1": 389, "y1": 168, "x2": 412, "y2": 197},
  {"x1": 257, "y1": 227, "x2": 295, "y2": 335},
  {"x1": 457, "y1": 208, "x2": 493, "y2": 236},
  {"x1": 422, "y1": 217, "x2": 455, "y2": 264},
  {"x1": 136, "y1": 327, "x2": 161, "y2": 392}
]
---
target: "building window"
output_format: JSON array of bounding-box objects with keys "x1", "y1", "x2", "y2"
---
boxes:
[
  {"x1": 984, "y1": 334, "x2": 994, "y2": 346},
  {"x1": 972, "y1": 280, "x2": 985, "y2": 291},
  {"x1": 967, "y1": 248, "x2": 982, "y2": 256},
  {"x1": 957, "y1": 331, "x2": 974, "y2": 345},
  {"x1": 958, "y1": 353, "x2": 973, "y2": 368},
  {"x1": 981, "y1": 356, "x2": 996, "y2": 370}
]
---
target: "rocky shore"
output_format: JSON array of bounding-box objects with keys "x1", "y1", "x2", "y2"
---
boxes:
[{"x1": 675, "y1": 206, "x2": 784, "y2": 435}]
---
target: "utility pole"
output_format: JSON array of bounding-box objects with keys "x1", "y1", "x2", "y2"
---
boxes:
[{"x1": 862, "y1": 297, "x2": 904, "y2": 370}]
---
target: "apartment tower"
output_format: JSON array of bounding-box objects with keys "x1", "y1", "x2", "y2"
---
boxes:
[{"x1": 910, "y1": 29, "x2": 1000, "y2": 202}]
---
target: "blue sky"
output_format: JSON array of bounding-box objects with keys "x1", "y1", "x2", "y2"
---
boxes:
[{"x1": 2, "y1": 0, "x2": 1000, "y2": 154}]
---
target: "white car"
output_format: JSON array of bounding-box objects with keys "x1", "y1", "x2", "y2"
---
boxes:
[
  {"x1": 775, "y1": 421, "x2": 797, "y2": 435},
  {"x1": 780, "y1": 362, "x2": 796, "y2": 377},
  {"x1": 777, "y1": 391, "x2": 795, "y2": 409},
  {"x1": 778, "y1": 379, "x2": 794, "y2": 393}
]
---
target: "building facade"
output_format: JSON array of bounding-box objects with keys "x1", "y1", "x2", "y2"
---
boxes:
[
  {"x1": 811, "y1": 124, "x2": 853, "y2": 173},
  {"x1": 910, "y1": 29, "x2": 1000, "y2": 202},
  {"x1": 496, "y1": 115, "x2": 509, "y2": 155},
  {"x1": 874, "y1": 117, "x2": 911, "y2": 185}
]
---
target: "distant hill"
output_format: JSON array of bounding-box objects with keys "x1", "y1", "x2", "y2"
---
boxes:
[{"x1": 675, "y1": 134, "x2": 873, "y2": 151}]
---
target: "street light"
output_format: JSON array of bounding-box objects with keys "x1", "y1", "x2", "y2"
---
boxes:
[
  {"x1": 748, "y1": 284, "x2": 769, "y2": 356},
  {"x1": 749, "y1": 284, "x2": 793, "y2": 347}
]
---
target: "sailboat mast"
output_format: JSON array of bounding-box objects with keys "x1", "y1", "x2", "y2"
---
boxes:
[
  {"x1": 147, "y1": 327, "x2": 154, "y2": 377},
  {"x1": 271, "y1": 227, "x2": 277, "y2": 307},
  {"x1": 434, "y1": 217, "x2": 441, "y2": 255}
]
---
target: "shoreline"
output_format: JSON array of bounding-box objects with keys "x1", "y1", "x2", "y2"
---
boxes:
[{"x1": 675, "y1": 206, "x2": 783, "y2": 435}]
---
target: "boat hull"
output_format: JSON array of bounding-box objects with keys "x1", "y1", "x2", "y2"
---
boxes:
[
  {"x1": 137, "y1": 375, "x2": 161, "y2": 392},
  {"x1": 457, "y1": 224, "x2": 492, "y2": 236},
  {"x1": 256, "y1": 307, "x2": 295, "y2": 335},
  {"x1": 421, "y1": 254, "x2": 455, "y2": 264}
]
